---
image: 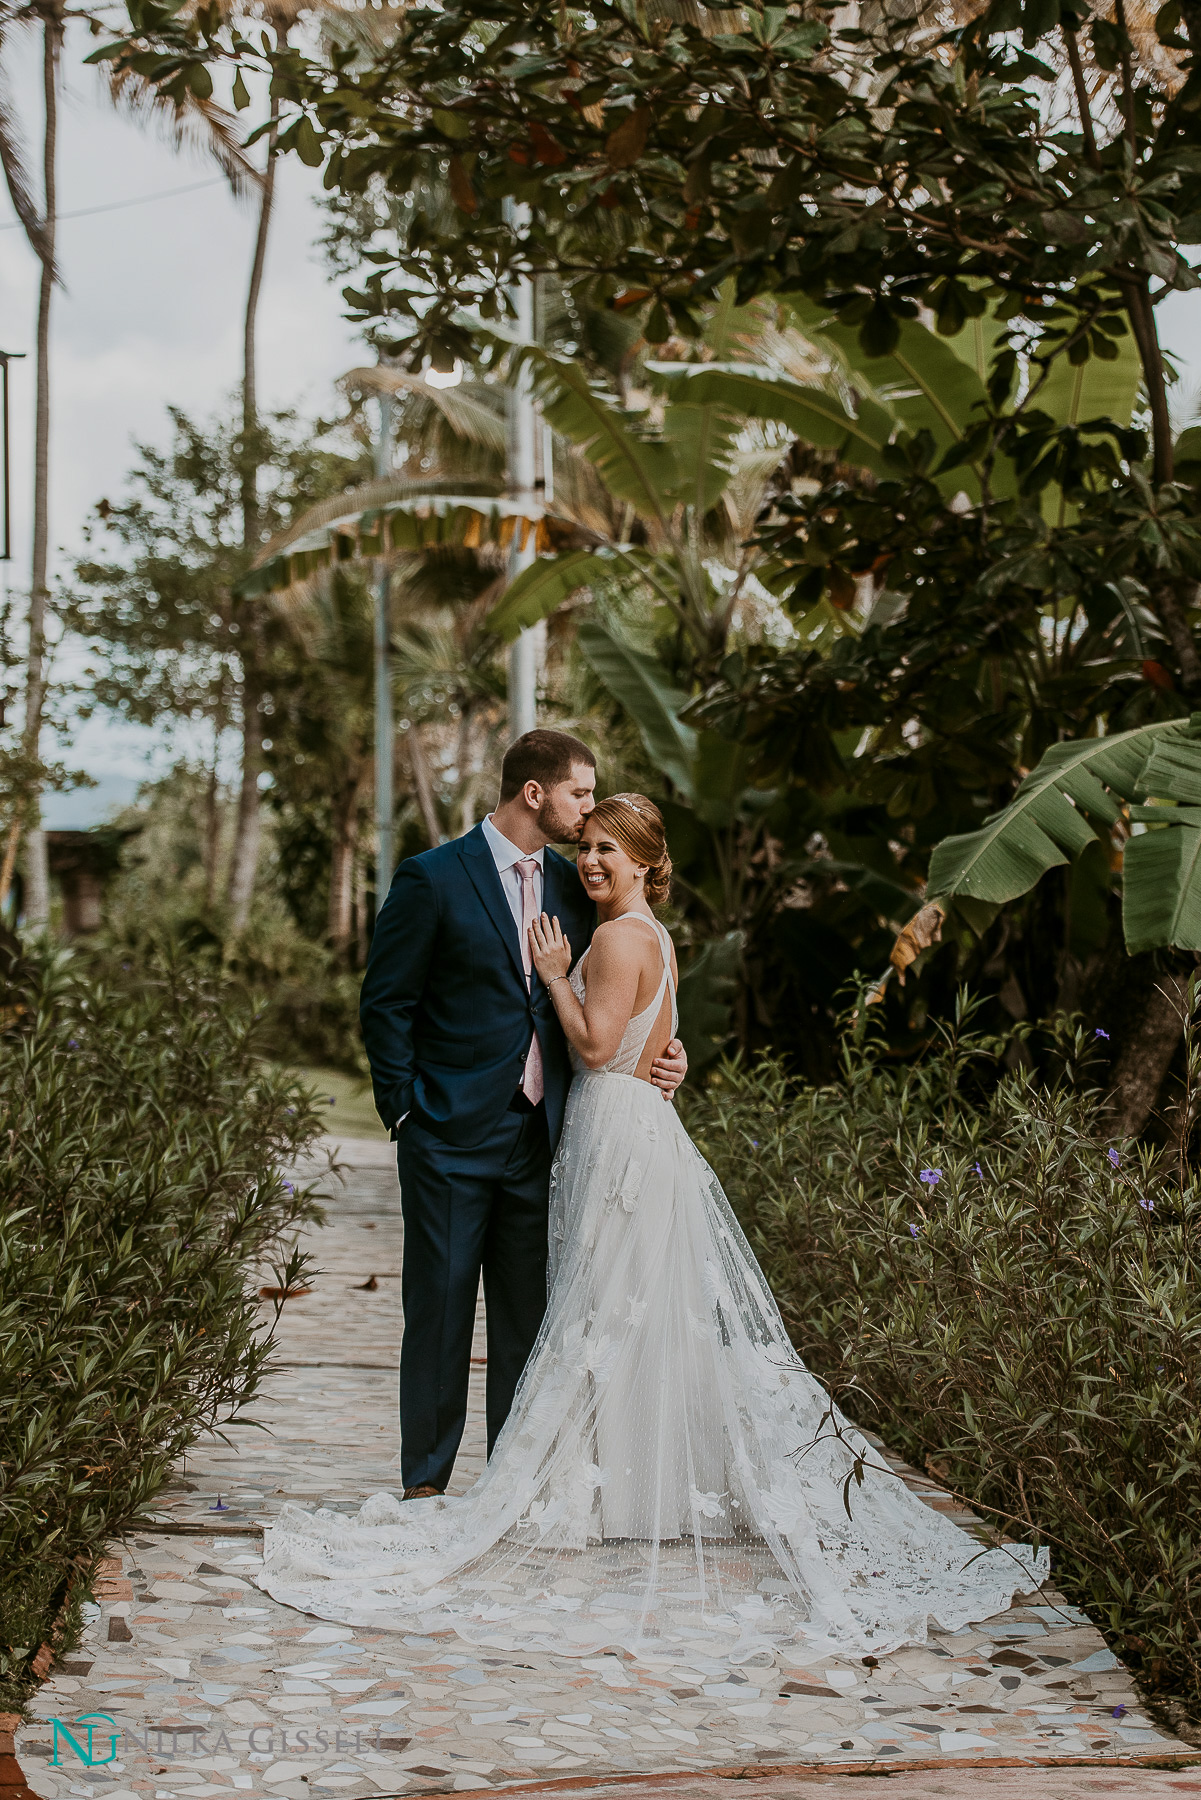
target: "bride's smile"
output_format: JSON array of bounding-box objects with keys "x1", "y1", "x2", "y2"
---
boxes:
[{"x1": 576, "y1": 821, "x2": 650, "y2": 918}]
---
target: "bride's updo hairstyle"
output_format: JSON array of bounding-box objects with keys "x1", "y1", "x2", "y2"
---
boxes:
[{"x1": 588, "y1": 792, "x2": 672, "y2": 906}]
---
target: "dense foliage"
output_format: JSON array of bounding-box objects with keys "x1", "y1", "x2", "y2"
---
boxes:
[
  {"x1": 0, "y1": 940, "x2": 327, "y2": 1709},
  {"x1": 683, "y1": 996, "x2": 1201, "y2": 1723}
]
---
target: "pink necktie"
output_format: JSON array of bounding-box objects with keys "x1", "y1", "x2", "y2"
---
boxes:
[{"x1": 517, "y1": 859, "x2": 545, "y2": 1105}]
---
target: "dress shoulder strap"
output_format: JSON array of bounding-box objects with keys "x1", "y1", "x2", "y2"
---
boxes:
[{"x1": 609, "y1": 912, "x2": 672, "y2": 967}]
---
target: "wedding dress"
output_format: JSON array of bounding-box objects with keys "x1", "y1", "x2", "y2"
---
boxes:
[{"x1": 258, "y1": 914, "x2": 1047, "y2": 1662}]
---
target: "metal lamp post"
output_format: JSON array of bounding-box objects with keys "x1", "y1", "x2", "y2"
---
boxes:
[{"x1": 505, "y1": 204, "x2": 541, "y2": 740}]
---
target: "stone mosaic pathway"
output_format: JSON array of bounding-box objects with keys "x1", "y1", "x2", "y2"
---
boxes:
[{"x1": 18, "y1": 1138, "x2": 1200, "y2": 1800}]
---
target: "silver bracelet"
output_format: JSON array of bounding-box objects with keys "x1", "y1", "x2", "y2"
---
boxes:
[{"x1": 548, "y1": 974, "x2": 569, "y2": 986}]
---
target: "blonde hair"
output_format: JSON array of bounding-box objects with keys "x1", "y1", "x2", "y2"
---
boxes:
[{"x1": 587, "y1": 793, "x2": 672, "y2": 906}]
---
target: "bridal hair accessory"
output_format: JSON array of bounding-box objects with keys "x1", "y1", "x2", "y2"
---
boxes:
[{"x1": 618, "y1": 797, "x2": 644, "y2": 815}]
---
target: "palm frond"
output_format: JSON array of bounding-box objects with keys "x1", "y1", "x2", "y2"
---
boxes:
[
  {"x1": 342, "y1": 366, "x2": 507, "y2": 455},
  {"x1": 102, "y1": 66, "x2": 261, "y2": 198},
  {"x1": 0, "y1": 57, "x2": 53, "y2": 270}
]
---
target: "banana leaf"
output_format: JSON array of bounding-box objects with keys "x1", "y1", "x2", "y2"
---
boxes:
[
  {"x1": 645, "y1": 362, "x2": 899, "y2": 481},
  {"x1": 239, "y1": 490, "x2": 543, "y2": 599},
  {"x1": 576, "y1": 619, "x2": 698, "y2": 797},
  {"x1": 927, "y1": 716, "x2": 1201, "y2": 953},
  {"x1": 519, "y1": 346, "x2": 677, "y2": 524},
  {"x1": 675, "y1": 930, "x2": 744, "y2": 1071},
  {"x1": 488, "y1": 548, "x2": 623, "y2": 641}
]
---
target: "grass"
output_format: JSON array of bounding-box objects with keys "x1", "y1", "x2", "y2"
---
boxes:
[{"x1": 286, "y1": 1064, "x2": 388, "y2": 1139}]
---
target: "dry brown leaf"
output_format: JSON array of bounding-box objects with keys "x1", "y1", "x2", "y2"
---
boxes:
[
  {"x1": 867, "y1": 900, "x2": 946, "y2": 1003},
  {"x1": 606, "y1": 104, "x2": 652, "y2": 169},
  {"x1": 448, "y1": 154, "x2": 477, "y2": 214}
]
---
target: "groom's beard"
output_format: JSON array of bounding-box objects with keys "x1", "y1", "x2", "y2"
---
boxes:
[{"x1": 537, "y1": 797, "x2": 587, "y2": 845}]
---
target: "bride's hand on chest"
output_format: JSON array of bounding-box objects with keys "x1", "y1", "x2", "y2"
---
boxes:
[{"x1": 529, "y1": 913, "x2": 573, "y2": 983}]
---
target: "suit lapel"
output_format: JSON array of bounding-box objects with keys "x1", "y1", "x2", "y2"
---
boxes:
[
  {"x1": 544, "y1": 849, "x2": 593, "y2": 960},
  {"x1": 459, "y1": 825, "x2": 530, "y2": 988}
]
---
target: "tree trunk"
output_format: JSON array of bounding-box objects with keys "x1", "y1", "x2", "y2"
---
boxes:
[
  {"x1": 327, "y1": 767, "x2": 365, "y2": 956},
  {"x1": 354, "y1": 851, "x2": 369, "y2": 968},
  {"x1": 240, "y1": 83, "x2": 279, "y2": 550},
  {"x1": 405, "y1": 725, "x2": 442, "y2": 848},
  {"x1": 226, "y1": 668, "x2": 263, "y2": 933},
  {"x1": 1086, "y1": 942, "x2": 1195, "y2": 1136},
  {"x1": 10, "y1": 11, "x2": 61, "y2": 926},
  {"x1": 1106, "y1": 970, "x2": 1192, "y2": 1136},
  {"x1": 224, "y1": 70, "x2": 281, "y2": 929},
  {"x1": 202, "y1": 756, "x2": 223, "y2": 909}
]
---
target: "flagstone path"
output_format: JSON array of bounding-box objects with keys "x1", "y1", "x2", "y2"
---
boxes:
[{"x1": 17, "y1": 1138, "x2": 1200, "y2": 1800}]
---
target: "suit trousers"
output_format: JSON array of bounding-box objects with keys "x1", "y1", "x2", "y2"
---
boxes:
[{"x1": 395, "y1": 1104, "x2": 552, "y2": 1492}]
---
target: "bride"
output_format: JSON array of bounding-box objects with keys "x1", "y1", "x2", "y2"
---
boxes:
[{"x1": 259, "y1": 793, "x2": 1046, "y2": 1662}]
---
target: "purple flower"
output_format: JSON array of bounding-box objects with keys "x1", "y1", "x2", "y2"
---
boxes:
[
  {"x1": 1139, "y1": 1196, "x2": 1155, "y2": 1211},
  {"x1": 1112, "y1": 1704, "x2": 1126, "y2": 1720},
  {"x1": 1108, "y1": 1148, "x2": 1120, "y2": 1168},
  {"x1": 67, "y1": 1038, "x2": 79, "y2": 1049},
  {"x1": 1096, "y1": 1028, "x2": 1110, "y2": 1040},
  {"x1": 974, "y1": 1161, "x2": 984, "y2": 1177},
  {"x1": 286, "y1": 1106, "x2": 296, "y2": 1114},
  {"x1": 283, "y1": 1181, "x2": 295, "y2": 1194},
  {"x1": 909, "y1": 1223, "x2": 920, "y2": 1237},
  {"x1": 919, "y1": 1169, "x2": 942, "y2": 1187},
  {"x1": 328, "y1": 1096, "x2": 337, "y2": 1107},
  {"x1": 751, "y1": 1139, "x2": 760, "y2": 1148},
  {"x1": 209, "y1": 1495, "x2": 228, "y2": 1513}
]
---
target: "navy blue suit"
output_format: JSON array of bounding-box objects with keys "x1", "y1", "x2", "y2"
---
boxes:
[{"x1": 360, "y1": 823, "x2": 595, "y2": 1490}]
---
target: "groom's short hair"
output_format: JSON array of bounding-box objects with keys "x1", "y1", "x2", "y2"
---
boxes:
[{"x1": 499, "y1": 729, "x2": 597, "y2": 801}]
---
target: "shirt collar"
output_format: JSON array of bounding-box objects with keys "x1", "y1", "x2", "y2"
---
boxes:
[{"x1": 482, "y1": 813, "x2": 545, "y2": 873}]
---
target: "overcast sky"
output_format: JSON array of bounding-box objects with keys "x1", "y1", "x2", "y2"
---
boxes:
[
  {"x1": 3, "y1": 27, "x2": 1200, "y2": 828},
  {"x1": 1, "y1": 24, "x2": 363, "y2": 826}
]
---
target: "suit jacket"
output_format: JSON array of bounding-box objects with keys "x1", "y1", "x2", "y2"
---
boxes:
[{"x1": 360, "y1": 823, "x2": 596, "y2": 1150}]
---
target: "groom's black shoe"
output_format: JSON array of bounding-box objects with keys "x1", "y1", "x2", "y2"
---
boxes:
[{"x1": 403, "y1": 1484, "x2": 444, "y2": 1500}]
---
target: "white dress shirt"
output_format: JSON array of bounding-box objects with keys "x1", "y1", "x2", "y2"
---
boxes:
[{"x1": 481, "y1": 812, "x2": 544, "y2": 931}]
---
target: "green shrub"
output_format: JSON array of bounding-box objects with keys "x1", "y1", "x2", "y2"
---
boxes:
[
  {"x1": 683, "y1": 996, "x2": 1201, "y2": 1722},
  {"x1": 0, "y1": 943, "x2": 327, "y2": 1708},
  {"x1": 97, "y1": 905, "x2": 370, "y2": 1078}
]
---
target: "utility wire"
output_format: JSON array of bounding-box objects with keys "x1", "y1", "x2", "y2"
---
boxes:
[{"x1": 0, "y1": 175, "x2": 227, "y2": 230}]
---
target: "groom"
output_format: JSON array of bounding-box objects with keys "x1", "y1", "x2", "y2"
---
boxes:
[{"x1": 360, "y1": 728, "x2": 687, "y2": 1498}]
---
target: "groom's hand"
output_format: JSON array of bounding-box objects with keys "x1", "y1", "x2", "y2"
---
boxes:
[{"x1": 649, "y1": 1038, "x2": 687, "y2": 1100}]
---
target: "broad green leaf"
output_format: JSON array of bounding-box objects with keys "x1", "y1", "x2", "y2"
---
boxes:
[
  {"x1": 944, "y1": 304, "x2": 1010, "y2": 384},
  {"x1": 519, "y1": 347, "x2": 677, "y2": 524},
  {"x1": 488, "y1": 549, "x2": 619, "y2": 640},
  {"x1": 577, "y1": 619, "x2": 697, "y2": 797},
  {"x1": 927, "y1": 720, "x2": 1186, "y2": 904},
  {"x1": 787, "y1": 300, "x2": 1012, "y2": 500},
  {"x1": 691, "y1": 732, "x2": 761, "y2": 830},
  {"x1": 660, "y1": 402, "x2": 741, "y2": 514},
  {"x1": 676, "y1": 930, "x2": 744, "y2": 1071},
  {"x1": 1141, "y1": 733, "x2": 1201, "y2": 805},
  {"x1": 1038, "y1": 332, "x2": 1143, "y2": 526},
  {"x1": 1123, "y1": 822, "x2": 1201, "y2": 953},
  {"x1": 1038, "y1": 332, "x2": 1142, "y2": 432},
  {"x1": 645, "y1": 362, "x2": 898, "y2": 479}
]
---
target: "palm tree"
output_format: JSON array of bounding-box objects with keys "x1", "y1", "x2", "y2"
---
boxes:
[
  {"x1": 0, "y1": 0, "x2": 64, "y2": 923},
  {"x1": 220, "y1": 0, "x2": 405, "y2": 932},
  {"x1": 0, "y1": 1, "x2": 256, "y2": 923}
]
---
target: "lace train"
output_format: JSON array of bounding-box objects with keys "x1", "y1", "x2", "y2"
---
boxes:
[{"x1": 258, "y1": 1073, "x2": 1047, "y2": 1660}]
